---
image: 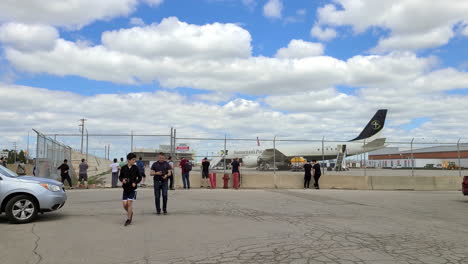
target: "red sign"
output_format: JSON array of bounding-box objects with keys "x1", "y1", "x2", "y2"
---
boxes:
[{"x1": 176, "y1": 145, "x2": 190, "y2": 151}]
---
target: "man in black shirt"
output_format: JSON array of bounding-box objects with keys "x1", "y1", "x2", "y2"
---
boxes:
[
  {"x1": 201, "y1": 157, "x2": 210, "y2": 188},
  {"x1": 231, "y1": 158, "x2": 241, "y2": 187},
  {"x1": 119, "y1": 153, "x2": 142, "y2": 226},
  {"x1": 312, "y1": 160, "x2": 322, "y2": 189},
  {"x1": 151, "y1": 152, "x2": 171, "y2": 215},
  {"x1": 57, "y1": 159, "x2": 73, "y2": 188},
  {"x1": 303, "y1": 161, "x2": 312, "y2": 189}
]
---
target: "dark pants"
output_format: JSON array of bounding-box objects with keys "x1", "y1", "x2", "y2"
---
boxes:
[
  {"x1": 112, "y1": 172, "x2": 119, "y2": 187},
  {"x1": 304, "y1": 176, "x2": 311, "y2": 188},
  {"x1": 154, "y1": 180, "x2": 168, "y2": 212},
  {"x1": 314, "y1": 175, "x2": 321, "y2": 189},
  {"x1": 182, "y1": 172, "x2": 190, "y2": 189},
  {"x1": 168, "y1": 174, "x2": 174, "y2": 189},
  {"x1": 61, "y1": 174, "x2": 72, "y2": 187}
]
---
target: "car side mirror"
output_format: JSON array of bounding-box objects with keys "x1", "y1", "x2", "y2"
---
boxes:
[{"x1": 0, "y1": 176, "x2": 3, "y2": 180}]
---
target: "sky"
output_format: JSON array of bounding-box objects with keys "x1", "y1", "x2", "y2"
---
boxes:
[{"x1": 0, "y1": 0, "x2": 467, "y2": 157}]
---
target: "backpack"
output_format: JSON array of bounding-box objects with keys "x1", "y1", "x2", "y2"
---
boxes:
[{"x1": 184, "y1": 161, "x2": 192, "y2": 172}]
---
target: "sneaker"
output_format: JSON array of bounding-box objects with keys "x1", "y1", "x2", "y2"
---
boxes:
[
  {"x1": 156, "y1": 211, "x2": 161, "y2": 215},
  {"x1": 163, "y1": 210, "x2": 167, "y2": 215},
  {"x1": 124, "y1": 219, "x2": 131, "y2": 226}
]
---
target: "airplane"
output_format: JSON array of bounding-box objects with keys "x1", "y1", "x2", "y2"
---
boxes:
[{"x1": 210, "y1": 109, "x2": 388, "y2": 170}]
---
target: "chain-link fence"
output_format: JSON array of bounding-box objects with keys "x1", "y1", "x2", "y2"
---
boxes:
[
  {"x1": 35, "y1": 127, "x2": 467, "y2": 189},
  {"x1": 34, "y1": 129, "x2": 74, "y2": 180}
]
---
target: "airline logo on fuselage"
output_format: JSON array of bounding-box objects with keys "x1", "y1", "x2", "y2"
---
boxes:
[
  {"x1": 233, "y1": 150, "x2": 264, "y2": 155},
  {"x1": 371, "y1": 120, "x2": 381, "y2": 130}
]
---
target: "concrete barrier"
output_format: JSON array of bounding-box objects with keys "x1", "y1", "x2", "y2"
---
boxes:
[
  {"x1": 170, "y1": 170, "x2": 463, "y2": 191},
  {"x1": 369, "y1": 176, "x2": 415, "y2": 190}
]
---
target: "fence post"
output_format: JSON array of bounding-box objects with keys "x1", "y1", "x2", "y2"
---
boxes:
[
  {"x1": 35, "y1": 131, "x2": 40, "y2": 177},
  {"x1": 410, "y1": 138, "x2": 414, "y2": 177},
  {"x1": 458, "y1": 138, "x2": 462, "y2": 177},
  {"x1": 322, "y1": 136, "x2": 325, "y2": 175},
  {"x1": 173, "y1": 129, "x2": 177, "y2": 160},
  {"x1": 223, "y1": 134, "x2": 227, "y2": 176},
  {"x1": 273, "y1": 135, "x2": 277, "y2": 188},
  {"x1": 86, "y1": 129, "x2": 89, "y2": 162},
  {"x1": 170, "y1": 127, "x2": 174, "y2": 158},
  {"x1": 363, "y1": 139, "x2": 367, "y2": 177}
]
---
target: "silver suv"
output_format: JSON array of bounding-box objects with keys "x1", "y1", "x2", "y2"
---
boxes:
[{"x1": 0, "y1": 166, "x2": 67, "y2": 224}]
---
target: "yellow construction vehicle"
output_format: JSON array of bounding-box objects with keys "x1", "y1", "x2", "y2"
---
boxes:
[{"x1": 442, "y1": 161, "x2": 459, "y2": 170}]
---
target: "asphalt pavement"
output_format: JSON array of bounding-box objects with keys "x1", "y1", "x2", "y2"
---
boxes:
[{"x1": 1, "y1": 188, "x2": 467, "y2": 264}]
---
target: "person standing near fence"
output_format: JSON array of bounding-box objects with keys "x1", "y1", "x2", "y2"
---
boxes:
[
  {"x1": 110, "y1": 158, "x2": 119, "y2": 188},
  {"x1": 58, "y1": 159, "x2": 73, "y2": 189},
  {"x1": 119, "y1": 157, "x2": 126, "y2": 170},
  {"x1": 77, "y1": 159, "x2": 89, "y2": 189},
  {"x1": 151, "y1": 153, "x2": 171, "y2": 214},
  {"x1": 312, "y1": 160, "x2": 321, "y2": 189},
  {"x1": 180, "y1": 157, "x2": 191, "y2": 189},
  {"x1": 231, "y1": 158, "x2": 241, "y2": 173},
  {"x1": 303, "y1": 161, "x2": 312, "y2": 189},
  {"x1": 119, "y1": 153, "x2": 142, "y2": 226},
  {"x1": 137, "y1": 157, "x2": 146, "y2": 187},
  {"x1": 201, "y1": 157, "x2": 210, "y2": 188},
  {"x1": 167, "y1": 156, "x2": 175, "y2": 190}
]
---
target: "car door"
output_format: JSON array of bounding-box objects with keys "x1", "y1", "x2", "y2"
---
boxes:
[{"x1": 0, "y1": 174, "x2": 4, "y2": 205}]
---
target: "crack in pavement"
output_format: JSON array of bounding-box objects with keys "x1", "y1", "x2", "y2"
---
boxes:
[{"x1": 31, "y1": 224, "x2": 43, "y2": 264}]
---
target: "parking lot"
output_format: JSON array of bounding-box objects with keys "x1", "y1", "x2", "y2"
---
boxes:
[{"x1": 1, "y1": 188, "x2": 467, "y2": 264}]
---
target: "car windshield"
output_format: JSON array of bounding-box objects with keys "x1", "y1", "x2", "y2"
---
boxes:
[{"x1": 0, "y1": 166, "x2": 19, "y2": 177}]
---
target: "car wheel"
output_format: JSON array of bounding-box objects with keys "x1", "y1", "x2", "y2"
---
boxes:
[{"x1": 5, "y1": 195, "x2": 39, "y2": 224}]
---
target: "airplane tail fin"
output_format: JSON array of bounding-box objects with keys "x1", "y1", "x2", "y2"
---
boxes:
[{"x1": 350, "y1": 109, "x2": 387, "y2": 141}]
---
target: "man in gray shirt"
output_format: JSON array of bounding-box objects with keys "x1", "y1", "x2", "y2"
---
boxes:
[{"x1": 78, "y1": 159, "x2": 89, "y2": 189}]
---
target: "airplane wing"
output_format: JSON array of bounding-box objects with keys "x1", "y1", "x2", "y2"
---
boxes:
[{"x1": 259, "y1": 148, "x2": 288, "y2": 162}]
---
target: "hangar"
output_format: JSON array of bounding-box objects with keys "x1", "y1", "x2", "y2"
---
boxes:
[{"x1": 368, "y1": 144, "x2": 468, "y2": 169}]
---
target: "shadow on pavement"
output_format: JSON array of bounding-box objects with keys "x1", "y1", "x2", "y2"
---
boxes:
[{"x1": 0, "y1": 212, "x2": 67, "y2": 224}]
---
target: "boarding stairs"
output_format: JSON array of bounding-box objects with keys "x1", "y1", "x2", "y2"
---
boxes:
[{"x1": 335, "y1": 145, "x2": 347, "y2": 171}]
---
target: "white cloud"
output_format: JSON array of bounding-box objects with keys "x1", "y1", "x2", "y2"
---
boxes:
[
  {"x1": 129, "y1": 17, "x2": 145, "y2": 26},
  {"x1": 143, "y1": 0, "x2": 164, "y2": 6},
  {"x1": 0, "y1": 0, "x2": 163, "y2": 29},
  {"x1": 263, "y1": 0, "x2": 283, "y2": 19},
  {"x1": 1, "y1": 19, "x2": 466, "y2": 141},
  {"x1": 310, "y1": 24, "x2": 337, "y2": 41},
  {"x1": 102, "y1": 17, "x2": 252, "y2": 60},
  {"x1": 296, "y1": 9, "x2": 307, "y2": 16},
  {"x1": 1, "y1": 83, "x2": 468, "y2": 148},
  {"x1": 462, "y1": 24, "x2": 468, "y2": 36},
  {"x1": 315, "y1": 0, "x2": 468, "y2": 51},
  {"x1": 242, "y1": 0, "x2": 256, "y2": 8},
  {"x1": 1, "y1": 21, "x2": 444, "y2": 96},
  {"x1": 373, "y1": 26, "x2": 455, "y2": 53},
  {"x1": 195, "y1": 92, "x2": 234, "y2": 103},
  {"x1": 275, "y1": 39, "x2": 324, "y2": 59},
  {"x1": 0, "y1": 23, "x2": 58, "y2": 51}
]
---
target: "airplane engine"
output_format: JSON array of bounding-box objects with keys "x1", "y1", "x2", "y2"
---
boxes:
[{"x1": 242, "y1": 155, "x2": 260, "y2": 168}]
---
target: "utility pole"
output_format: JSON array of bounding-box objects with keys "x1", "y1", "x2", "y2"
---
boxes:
[{"x1": 79, "y1": 118, "x2": 87, "y2": 154}]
